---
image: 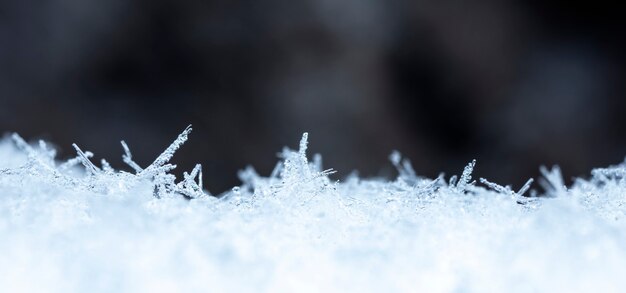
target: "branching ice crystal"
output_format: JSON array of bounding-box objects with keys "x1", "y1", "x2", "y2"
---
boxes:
[{"x1": 3, "y1": 125, "x2": 208, "y2": 199}]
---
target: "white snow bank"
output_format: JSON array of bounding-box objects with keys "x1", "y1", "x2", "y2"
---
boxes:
[{"x1": 1, "y1": 127, "x2": 626, "y2": 292}]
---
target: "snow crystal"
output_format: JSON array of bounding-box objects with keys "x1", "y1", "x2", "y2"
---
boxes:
[{"x1": 1, "y1": 128, "x2": 626, "y2": 292}]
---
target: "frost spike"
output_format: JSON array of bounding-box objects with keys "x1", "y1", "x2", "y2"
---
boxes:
[
  {"x1": 72, "y1": 144, "x2": 101, "y2": 175},
  {"x1": 390, "y1": 151, "x2": 401, "y2": 166},
  {"x1": 59, "y1": 153, "x2": 93, "y2": 171},
  {"x1": 299, "y1": 132, "x2": 309, "y2": 158},
  {"x1": 198, "y1": 164, "x2": 203, "y2": 190},
  {"x1": 480, "y1": 178, "x2": 513, "y2": 195},
  {"x1": 313, "y1": 153, "x2": 323, "y2": 172},
  {"x1": 11, "y1": 133, "x2": 66, "y2": 176},
  {"x1": 141, "y1": 164, "x2": 177, "y2": 178},
  {"x1": 516, "y1": 178, "x2": 534, "y2": 197},
  {"x1": 539, "y1": 166, "x2": 567, "y2": 196},
  {"x1": 121, "y1": 141, "x2": 143, "y2": 173},
  {"x1": 101, "y1": 159, "x2": 114, "y2": 173},
  {"x1": 389, "y1": 151, "x2": 418, "y2": 181},
  {"x1": 270, "y1": 162, "x2": 283, "y2": 179},
  {"x1": 141, "y1": 125, "x2": 192, "y2": 176},
  {"x1": 11, "y1": 133, "x2": 35, "y2": 158},
  {"x1": 319, "y1": 168, "x2": 337, "y2": 176},
  {"x1": 175, "y1": 164, "x2": 206, "y2": 198},
  {"x1": 456, "y1": 159, "x2": 476, "y2": 191},
  {"x1": 186, "y1": 164, "x2": 202, "y2": 185},
  {"x1": 38, "y1": 140, "x2": 56, "y2": 160}
]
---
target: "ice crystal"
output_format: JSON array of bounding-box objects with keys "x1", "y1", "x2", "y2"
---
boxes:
[
  {"x1": 2, "y1": 125, "x2": 208, "y2": 200},
  {"x1": 456, "y1": 159, "x2": 476, "y2": 191},
  {"x1": 2, "y1": 128, "x2": 626, "y2": 292}
]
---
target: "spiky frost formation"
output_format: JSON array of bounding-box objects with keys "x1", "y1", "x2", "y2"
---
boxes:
[
  {"x1": 1, "y1": 129, "x2": 626, "y2": 292},
  {"x1": 2, "y1": 125, "x2": 207, "y2": 199}
]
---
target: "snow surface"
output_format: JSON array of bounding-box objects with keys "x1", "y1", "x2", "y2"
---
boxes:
[{"x1": 1, "y1": 127, "x2": 626, "y2": 292}]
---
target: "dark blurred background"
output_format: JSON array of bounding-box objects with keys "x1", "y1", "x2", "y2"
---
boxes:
[{"x1": 1, "y1": 0, "x2": 625, "y2": 194}]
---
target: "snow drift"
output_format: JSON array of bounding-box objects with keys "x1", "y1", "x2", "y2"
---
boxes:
[{"x1": 1, "y1": 126, "x2": 626, "y2": 292}]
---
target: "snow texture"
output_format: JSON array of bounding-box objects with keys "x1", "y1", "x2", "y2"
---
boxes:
[{"x1": 1, "y1": 126, "x2": 626, "y2": 292}]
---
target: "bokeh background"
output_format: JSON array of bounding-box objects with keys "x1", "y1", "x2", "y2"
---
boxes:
[{"x1": 1, "y1": 0, "x2": 625, "y2": 194}]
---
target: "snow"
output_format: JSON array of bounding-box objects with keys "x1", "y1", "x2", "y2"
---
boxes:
[{"x1": 1, "y1": 127, "x2": 626, "y2": 292}]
